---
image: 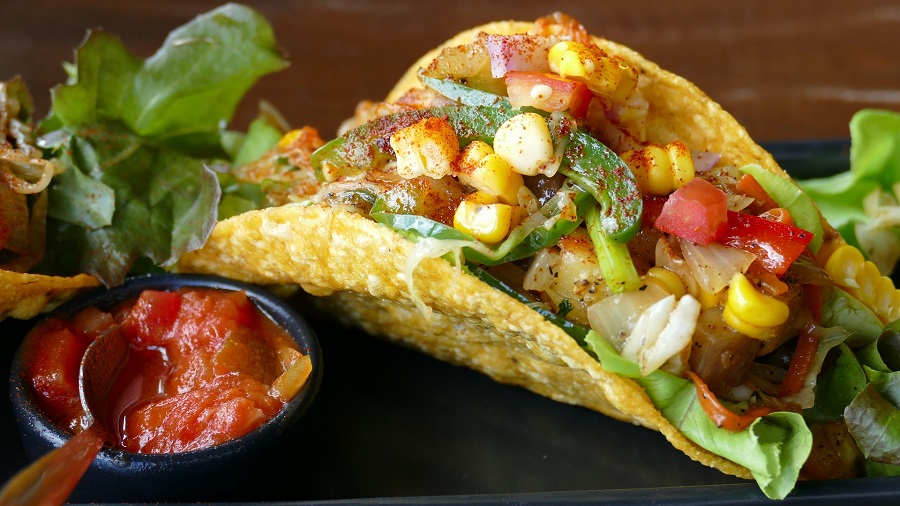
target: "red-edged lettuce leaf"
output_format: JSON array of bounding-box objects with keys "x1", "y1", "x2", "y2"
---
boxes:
[{"x1": 845, "y1": 374, "x2": 900, "y2": 466}]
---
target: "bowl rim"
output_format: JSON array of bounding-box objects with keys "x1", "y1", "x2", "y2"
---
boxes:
[{"x1": 9, "y1": 273, "x2": 323, "y2": 463}]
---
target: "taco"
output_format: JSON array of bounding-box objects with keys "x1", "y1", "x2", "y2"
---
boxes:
[{"x1": 177, "y1": 13, "x2": 900, "y2": 498}]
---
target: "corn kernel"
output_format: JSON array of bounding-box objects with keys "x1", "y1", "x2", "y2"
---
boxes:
[
  {"x1": 695, "y1": 287, "x2": 724, "y2": 310},
  {"x1": 824, "y1": 244, "x2": 866, "y2": 288},
  {"x1": 389, "y1": 117, "x2": 459, "y2": 179},
  {"x1": 457, "y1": 140, "x2": 495, "y2": 173},
  {"x1": 493, "y1": 113, "x2": 554, "y2": 176},
  {"x1": 460, "y1": 154, "x2": 524, "y2": 204},
  {"x1": 453, "y1": 200, "x2": 513, "y2": 243},
  {"x1": 547, "y1": 40, "x2": 638, "y2": 103},
  {"x1": 825, "y1": 244, "x2": 900, "y2": 322},
  {"x1": 510, "y1": 205, "x2": 529, "y2": 229},
  {"x1": 464, "y1": 190, "x2": 499, "y2": 205},
  {"x1": 620, "y1": 141, "x2": 695, "y2": 197},
  {"x1": 723, "y1": 272, "x2": 789, "y2": 340},
  {"x1": 277, "y1": 129, "x2": 304, "y2": 150},
  {"x1": 644, "y1": 267, "x2": 686, "y2": 298}
]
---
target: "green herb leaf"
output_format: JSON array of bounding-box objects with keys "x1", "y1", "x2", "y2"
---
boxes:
[
  {"x1": 45, "y1": 135, "x2": 116, "y2": 229},
  {"x1": 231, "y1": 116, "x2": 284, "y2": 167}
]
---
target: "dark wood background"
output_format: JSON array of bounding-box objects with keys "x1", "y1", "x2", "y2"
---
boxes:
[{"x1": 2, "y1": 1, "x2": 899, "y2": 147}]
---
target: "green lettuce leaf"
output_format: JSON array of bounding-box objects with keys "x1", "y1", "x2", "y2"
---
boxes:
[
  {"x1": 37, "y1": 3, "x2": 287, "y2": 286},
  {"x1": 803, "y1": 344, "x2": 867, "y2": 423},
  {"x1": 798, "y1": 109, "x2": 900, "y2": 272},
  {"x1": 585, "y1": 332, "x2": 811, "y2": 500},
  {"x1": 821, "y1": 286, "x2": 883, "y2": 348}
]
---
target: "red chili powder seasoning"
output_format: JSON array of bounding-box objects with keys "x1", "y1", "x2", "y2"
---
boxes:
[{"x1": 23, "y1": 288, "x2": 312, "y2": 454}]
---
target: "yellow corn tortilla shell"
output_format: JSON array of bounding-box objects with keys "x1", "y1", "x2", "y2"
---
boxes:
[
  {"x1": 0, "y1": 270, "x2": 99, "y2": 321},
  {"x1": 178, "y1": 19, "x2": 841, "y2": 480}
]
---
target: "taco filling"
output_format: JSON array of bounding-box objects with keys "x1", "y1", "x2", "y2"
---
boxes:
[{"x1": 179, "y1": 13, "x2": 900, "y2": 499}]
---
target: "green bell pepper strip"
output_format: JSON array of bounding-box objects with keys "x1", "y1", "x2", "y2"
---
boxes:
[
  {"x1": 418, "y1": 71, "x2": 512, "y2": 109},
  {"x1": 466, "y1": 263, "x2": 591, "y2": 345},
  {"x1": 586, "y1": 203, "x2": 641, "y2": 293},
  {"x1": 310, "y1": 104, "x2": 642, "y2": 243},
  {"x1": 370, "y1": 187, "x2": 595, "y2": 266}
]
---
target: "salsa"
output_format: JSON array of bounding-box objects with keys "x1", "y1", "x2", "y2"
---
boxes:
[{"x1": 23, "y1": 287, "x2": 311, "y2": 453}]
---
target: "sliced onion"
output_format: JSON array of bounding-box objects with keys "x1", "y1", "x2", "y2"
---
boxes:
[
  {"x1": 523, "y1": 248, "x2": 559, "y2": 291},
  {"x1": 586, "y1": 283, "x2": 668, "y2": 350},
  {"x1": 621, "y1": 295, "x2": 674, "y2": 362},
  {"x1": 485, "y1": 34, "x2": 554, "y2": 78},
  {"x1": 691, "y1": 150, "x2": 721, "y2": 172},
  {"x1": 654, "y1": 237, "x2": 699, "y2": 295},
  {"x1": 727, "y1": 194, "x2": 755, "y2": 212},
  {"x1": 0, "y1": 151, "x2": 59, "y2": 194},
  {"x1": 638, "y1": 294, "x2": 700, "y2": 375},
  {"x1": 620, "y1": 293, "x2": 701, "y2": 376},
  {"x1": 678, "y1": 237, "x2": 755, "y2": 294}
]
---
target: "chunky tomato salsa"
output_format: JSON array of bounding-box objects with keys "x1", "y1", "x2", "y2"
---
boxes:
[{"x1": 23, "y1": 287, "x2": 312, "y2": 453}]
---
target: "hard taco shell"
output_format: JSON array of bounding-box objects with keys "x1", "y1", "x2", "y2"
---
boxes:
[
  {"x1": 178, "y1": 19, "x2": 841, "y2": 480},
  {"x1": 0, "y1": 270, "x2": 99, "y2": 321}
]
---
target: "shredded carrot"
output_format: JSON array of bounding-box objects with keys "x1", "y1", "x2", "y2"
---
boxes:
[
  {"x1": 778, "y1": 324, "x2": 820, "y2": 397},
  {"x1": 686, "y1": 371, "x2": 775, "y2": 431}
]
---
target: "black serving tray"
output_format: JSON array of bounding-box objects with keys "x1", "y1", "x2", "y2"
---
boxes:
[{"x1": 2, "y1": 140, "x2": 898, "y2": 505}]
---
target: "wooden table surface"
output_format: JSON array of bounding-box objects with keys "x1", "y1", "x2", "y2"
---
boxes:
[{"x1": 2, "y1": 1, "x2": 899, "y2": 147}]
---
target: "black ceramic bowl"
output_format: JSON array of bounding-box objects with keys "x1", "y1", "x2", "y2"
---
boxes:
[{"x1": 9, "y1": 274, "x2": 323, "y2": 503}]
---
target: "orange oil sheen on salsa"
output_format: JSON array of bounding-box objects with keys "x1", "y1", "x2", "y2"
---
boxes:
[{"x1": 24, "y1": 287, "x2": 306, "y2": 454}]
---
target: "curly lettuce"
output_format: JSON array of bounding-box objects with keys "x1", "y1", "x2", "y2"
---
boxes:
[
  {"x1": 799, "y1": 109, "x2": 900, "y2": 273},
  {"x1": 37, "y1": 3, "x2": 287, "y2": 286}
]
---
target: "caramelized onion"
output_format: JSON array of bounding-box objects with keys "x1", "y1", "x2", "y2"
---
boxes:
[
  {"x1": 0, "y1": 151, "x2": 58, "y2": 194},
  {"x1": 678, "y1": 238, "x2": 756, "y2": 294}
]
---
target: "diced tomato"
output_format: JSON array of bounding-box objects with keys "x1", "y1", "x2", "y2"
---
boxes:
[
  {"x1": 25, "y1": 321, "x2": 92, "y2": 431},
  {"x1": 24, "y1": 286, "x2": 304, "y2": 455},
  {"x1": 121, "y1": 376, "x2": 280, "y2": 453},
  {"x1": 504, "y1": 71, "x2": 593, "y2": 118},
  {"x1": 120, "y1": 290, "x2": 182, "y2": 346},
  {"x1": 68, "y1": 305, "x2": 116, "y2": 340},
  {"x1": 654, "y1": 178, "x2": 728, "y2": 244},
  {"x1": 720, "y1": 211, "x2": 813, "y2": 276}
]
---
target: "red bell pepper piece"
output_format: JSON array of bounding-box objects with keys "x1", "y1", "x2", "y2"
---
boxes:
[{"x1": 720, "y1": 211, "x2": 813, "y2": 276}]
